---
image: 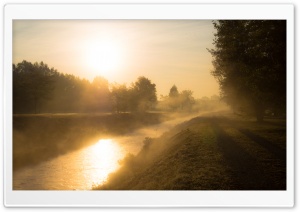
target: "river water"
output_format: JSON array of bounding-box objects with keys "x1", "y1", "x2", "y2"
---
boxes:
[{"x1": 13, "y1": 114, "x2": 196, "y2": 190}]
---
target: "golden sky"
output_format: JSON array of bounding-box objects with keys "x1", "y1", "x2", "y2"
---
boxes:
[{"x1": 13, "y1": 20, "x2": 219, "y2": 98}]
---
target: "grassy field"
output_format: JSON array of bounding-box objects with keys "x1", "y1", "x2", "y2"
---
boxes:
[
  {"x1": 95, "y1": 112, "x2": 286, "y2": 190},
  {"x1": 13, "y1": 112, "x2": 167, "y2": 171}
]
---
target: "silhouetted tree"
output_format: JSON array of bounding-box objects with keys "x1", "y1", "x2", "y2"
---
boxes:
[
  {"x1": 13, "y1": 61, "x2": 57, "y2": 113},
  {"x1": 111, "y1": 83, "x2": 129, "y2": 113},
  {"x1": 159, "y1": 85, "x2": 195, "y2": 112},
  {"x1": 179, "y1": 90, "x2": 195, "y2": 111},
  {"x1": 129, "y1": 76, "x2": 157, "y2": 112},
  {"x1": 91, "y1": 76, "x2": 111, "y2": 112},
  {"x1": 208, "y1": 20, "x2": 286, "y2": 121},
  {"x1": 169, "y1": 85, "x2": 179, "y2": 98},
  {"x1": 167, "y1": 85, "x2": 180, "y2": 111}
]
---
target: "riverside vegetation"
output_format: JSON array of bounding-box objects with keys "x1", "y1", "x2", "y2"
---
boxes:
[
  {"x1": 94, "y1": 111, "x2": 286, "y2": 190},
  {"x1": 13, "y1": 20, "x2": 287, "y2": 190}
]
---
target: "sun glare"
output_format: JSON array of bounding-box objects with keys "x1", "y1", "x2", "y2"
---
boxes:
[
  {"x1": 93, "y1": 139, "x2": 117, "y2": 163},
  {"x1": 88, "y1": 138, "x2": 123, "y2": 185},
  {"x1": 86, "y1": 40, "x2": 122, "y2": 77}
]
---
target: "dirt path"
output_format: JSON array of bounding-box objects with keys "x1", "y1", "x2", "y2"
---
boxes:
[
  {"x1": 210, "y1": 118, "x2": 286, "y2": 190},
  {"x1": 96, "y1": 115, "x2": 287, "y2": 190}
]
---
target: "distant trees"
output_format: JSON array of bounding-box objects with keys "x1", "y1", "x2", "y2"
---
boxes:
[
  {"x1": 169, "y1": 85, "x2": 179, "y2": 98},
  {"x1": 13, "y1": 61, "x2": 57, "y2": 113},
  {"x1": 49, "y1": 73, "x2": 88, "y2": 112},
  {"x1": 208, "y1": 20, "x2": 286, "y2": 121},
  {"x1": 129, "y1": 76, "x2": 157, "y2": 112},
  {"x1": 111, "y1": 83, "x2": 129, "y2": 113},
  {"x1": 111, "y1": 77, "x2": 157, "y2": 113},
  {"x1": 167, "y1": 85, "x2": 180, "y2": 111},
  {"x1": 90, "y1": 76, "x2": 111, "y2": 112},
  {"x1": 12, "y1": 60, "x2": 226, "y2": 115},
  {"x1": 180, "y1": 90, "x2": 195, "y2": 111},
  {"x1": 159, "y1": 85, "x2": 195, "y2": 112},
  {"x1": 13, "y1": 61, "x2": 112, "y2": 113},
  {"x1": 13, "y1": 60, "x2": 159, "y2": 114}
]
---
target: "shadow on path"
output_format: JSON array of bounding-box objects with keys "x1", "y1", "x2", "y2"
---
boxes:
[
  {"x1": 238, "y1": 128, "x2": 286, "y2": 162},
  {"x1": 211, "y1": 120, "x2": 282, "y2": 190}
]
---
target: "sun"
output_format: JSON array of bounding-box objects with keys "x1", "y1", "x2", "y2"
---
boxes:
[{"x1": 86, "y1": 40, "x2": 122, "y2": 77}]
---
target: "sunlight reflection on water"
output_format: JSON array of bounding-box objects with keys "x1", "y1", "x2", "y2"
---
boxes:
[
  {"x1": 13, "y1": 113, "x2": 199, "y2": 190},
  {"x1": 83, "y1": 139, "x2": 123, "y2": 187},
  {"x1": 13, "y1": 139, "x2": 125, "y2": 190}
]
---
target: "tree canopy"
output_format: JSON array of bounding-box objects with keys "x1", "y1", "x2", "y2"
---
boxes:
[
  {"x1": 129, "y1": 76, "x2": 157, "y2": 112},
  {"x1": 13, "y1": 61, "x2": 112, "y2": 113},
  {"x1": 169, "y1": 85, "x2": 179, "y2": 98},
  {"x1": 14, "y1": 60, "x2": 226, "y2": 115},
  {"x1": 13, "y1": 61, "x2": 57, "y2": 113},
  {"x1": 13, "y1": 61, "x2": 158, "y2": 114},
  {"x1": 111, "y1": 83, "x2": 129, "y2": 113},
  {"x1": 208, "y1": 20, "x2": 286, "y2": 121},
  {"x1": 159, "y1": 85, "x2": 195, "y2": 112},
  {"x1": 111, "y1": 77, "x2": 157, "y2": 113}
]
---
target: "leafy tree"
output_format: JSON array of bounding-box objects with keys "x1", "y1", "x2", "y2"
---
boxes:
[
  {"x1": 179, "y1": 90, "x2": 195, "y2": 111},
  {"x1": 208, "y1": 20, "x2": 286, "y2": 121},
  {"x1": 169, "y1": 85, "x2": 179, "y2": 98},
  {"x1": 13, "y1": 61, "x2": 57, "y2": 113},
  {"x1": 49, "y1": 73, "x2": 87, "y2": 112},
  {"x1": 111, "y1": 83, "x2": 129, "y2": 113},
  {"x1": 167, "y1": 85, "x2": 180, "y2": 111},
  {"x1": 129, "y1": 76, "x2": 157, "y2": 112},
  {"x1": 91, "y1": 76, "x2": 111, "y2": 112},
  {"x1": 160, "y1": 85, "x2": 195, "y2": 112}
]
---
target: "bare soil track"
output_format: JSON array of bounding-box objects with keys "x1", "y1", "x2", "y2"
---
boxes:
[{"x1": 97, "y1": 115, "x2": 286, "y2": 190}]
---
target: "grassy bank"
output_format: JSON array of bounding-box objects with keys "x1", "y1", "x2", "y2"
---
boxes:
[
  {"x1": 95, "y1": 113, "x2": 286, "y2": 190},
  {"x1": 13, "y1": 112, "x2": 166, "y2": 170}
]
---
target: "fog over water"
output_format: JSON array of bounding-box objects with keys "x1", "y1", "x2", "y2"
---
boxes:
[{"x1": 13, "y1": 113, "x2": 201, "y2": 190}]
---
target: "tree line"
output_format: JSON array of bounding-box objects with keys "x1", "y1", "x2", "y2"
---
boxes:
[
  {"x1": 14, "y1": 21, "x2": 285, "y2": 120},
  {"x1": 13, "y1": 61, "x2": 158, "y2": 114},
  {"x1": 209, "y1": 20, "x2": 286, "y2": 121},
  {"x1": 13, "y1": 60, "x2": 222, "y2": 114},
  {"x1": 13, "y1": 60, "x2": 224, "y2": 114}
]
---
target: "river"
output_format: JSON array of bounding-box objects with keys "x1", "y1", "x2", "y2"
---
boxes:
[{"x1": 13, "y1": 113, "x2": 197, "y2": 190}]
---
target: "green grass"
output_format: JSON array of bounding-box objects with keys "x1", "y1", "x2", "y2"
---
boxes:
[
  {"x1": 13, "y1": 112, "x2": 167, "y2": 170},
  {"x1": 94, "y1": 113, "x2": 286, "y2": 190}
]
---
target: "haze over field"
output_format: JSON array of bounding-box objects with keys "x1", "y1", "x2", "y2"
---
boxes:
[
  {"x1": 13, "y1": 20, "x2": 219, "y2": 98},
  {"x1": 13, "y1": 20, "x2": 286, "y2": 191}
]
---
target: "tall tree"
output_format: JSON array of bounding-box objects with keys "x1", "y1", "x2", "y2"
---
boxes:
[
  {"x1": 111, "y1": 83, "x2": 129, "y2": 113},
  {"x1": 129, "y1": 76, "x2": 157, "y2": 112},
  {"x1": 91, "y1": 76, "x2": 111, "y2": 112},
  {"x1": 169, "y1": 85, "x2": 179, "y2": 98},
  {"x1": 13, "y1": 61, "x2": 57, "y2": 113},
  {"x1": 167, "y1": 85, "x2": 180, "y2": 111},
  {"x1": 208, "y1": 20, "x2": 286, "y2": 121},
  {"x1": 179, "y1": 90, "x2": 195, "y2": 111}
]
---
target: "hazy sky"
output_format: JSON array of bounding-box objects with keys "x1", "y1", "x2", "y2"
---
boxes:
[{"x1": 13, "y1": 20, "x2": 219, "y2": 98}]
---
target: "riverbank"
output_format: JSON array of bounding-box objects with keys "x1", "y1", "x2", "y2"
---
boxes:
[
  {"x1": 13, "y1": 112, "x2": 167, "y2": 170},
  {"x1": 95, "y1": 113, "x2": 286, "y2": 190}
]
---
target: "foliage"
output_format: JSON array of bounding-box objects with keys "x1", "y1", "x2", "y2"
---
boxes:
[
  {"x1": 13, "y1": 60, "x2": 159, "y2": 114},
  {"x1": 111, "y1": 83, "x2": 129, "y2": 113},
  {"x1": 13, "y1": 61, "x2": 57, "y2": 113},
  {"x1": 13, "y1": 61, "x2": 112, "y2": 113},
  {"x1": 128, "y1": 76, "x2": 157, "y2": 112},
  {"x1": 159, "y1": 85, "x2": 195, "y2": 112},
  {"x1": 208, "y1": 20, "x2": 286, "y2": 121},
  {"x1": 169, "y1": 85, "x2": 179, "y2": 98}
]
